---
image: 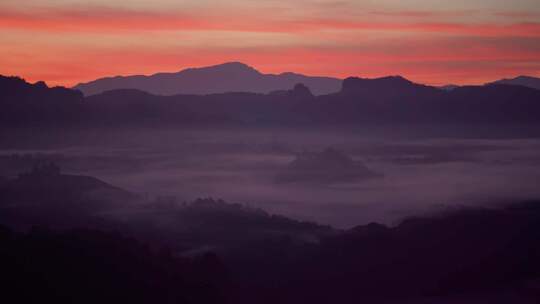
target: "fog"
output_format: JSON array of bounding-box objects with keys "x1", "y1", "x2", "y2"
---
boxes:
[{"x1": 2, "y1": 126, "x2": 540, "y2": 228}]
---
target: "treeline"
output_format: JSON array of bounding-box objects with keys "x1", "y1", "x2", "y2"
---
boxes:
[
  {"x1": 1, "y1": 167, "x2": 540, "y2": 303},
  {"x1": 0, "y1": 226, "x2": 227, "y2": 304}
]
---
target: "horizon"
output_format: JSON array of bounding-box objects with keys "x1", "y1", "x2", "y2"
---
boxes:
[
  {"x1": 1, "y1": 0, "x2": 539, "y2": 87},
  {"x1": 4, "y1": 60, "x2": 540, "y2": 89}
]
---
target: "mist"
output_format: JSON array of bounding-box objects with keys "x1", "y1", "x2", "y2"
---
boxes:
[{"x1": 3, "y1": 125, "x2": 540, "y2": 228}]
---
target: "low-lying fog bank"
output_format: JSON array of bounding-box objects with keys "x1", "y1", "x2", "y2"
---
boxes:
[{"x1": 2, "y1": 126, "x2": 540, "y2": 228}]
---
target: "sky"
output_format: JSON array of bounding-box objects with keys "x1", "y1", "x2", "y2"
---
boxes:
[{"x1": 1, "y1": 0, "x2": 539, "y2": 86}]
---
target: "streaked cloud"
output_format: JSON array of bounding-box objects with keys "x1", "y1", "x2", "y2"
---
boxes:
[{"x1": 0, "y1": 1, "x2": 538, "y2": 86}]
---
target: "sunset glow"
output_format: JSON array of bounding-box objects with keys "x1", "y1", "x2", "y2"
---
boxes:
[{"x1": 1, "y1": 0, "x2": 539, "y2": 86}]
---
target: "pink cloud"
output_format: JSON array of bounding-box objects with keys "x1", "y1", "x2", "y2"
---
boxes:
[
  {"x1": 1, "y1": 8, "x2": 539, "y2": 38},
  {"x1": 1, "y1": 6, "x2": 538, "y2": 87}
]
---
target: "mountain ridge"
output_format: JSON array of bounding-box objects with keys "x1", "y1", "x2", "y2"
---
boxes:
[
  {"x1": 3, "y1": 73, "x2": 540, "y2": 126},
  {"x1": 73, "y1": 64, "x2": 540, "y2": 96},
  {"x1": 487, "y1": 75, "x2": 540, "y2": 90},
  {"x1": 74, "y1": 62, "x2": 342, "y2": 96}
]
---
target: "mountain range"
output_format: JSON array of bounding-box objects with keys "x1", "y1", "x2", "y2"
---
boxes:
[
  {"x1": 2, "y1": 67, "x2": 540, "y2": 127},
  {"x1": 73, "y1": 62, "x2": 540, "y2": 96},
  {"x1": 74, "y1": 62, "x2": 342, "y2": 96}
]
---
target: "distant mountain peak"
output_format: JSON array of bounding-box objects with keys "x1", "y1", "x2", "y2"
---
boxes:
[
  {"x1": 183, "y1": 61, "x2": 260, "y2": 74},
  {"x1": 73, "y1": 62, "x2": 342, "y2": 96},
  {"x1": 518, "y1": 75, "x2": 536, "y2": 79},
  {"x1": 215, "y1": 61, "x2": 254, "y2": 69},
  {"x1": 507, "y1": 75, "x2": 537, "y2": 81},
  {"x1": 487, "y1": 75, "x2": 540, "y2": 90}
]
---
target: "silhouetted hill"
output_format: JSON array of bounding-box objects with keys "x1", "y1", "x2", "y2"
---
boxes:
[
  {"x1": 488, "y1": 75, "x2": 540, "y2": 90},
  {"x1": 0, "y1": 75, "x2": 83, "y2": 126},
  {"x1": 0, "y1": 163, "x2": 133, "y2": 205},
  {"x1": 312, "y1": 78, "x2": 540, "y2": 123},
  {"x1": 86, "y1": 77, "x2": 540, "y2": 125},
  {"x1": 234, "y1": 201, "x2": 540, "y2": 303},
  {"x1": 74, "y1": 62, "x2": 342, "y2": 96},
  {"x1": 0, "y1": 164, "x2": 136, "y2": 229},
  {"x1": 442, "y1": 84, "x2": 540, "y2": 122},
  {"x1": 0, "y1": 166, "x2": 539, "y2": 303},
  {"x1": 0, "y1": 167, "x2": 333, "y2": 252},
  {"x1": 270, "y1": 83, "x2": 314, "y2": 99},
  {"x1": 340, "y1": 76, "x2": 441, "y2": 100},
  {"x1": 0, "y1": 226, "x2": 227, "y2": 304},
  {"x1": 137, "y1": 198, "x2": 334, "y2": 252},
  {"x1": 83, "y1": 89, "x2": 221, "y2": 125},
  {"x1": 3, "y1": 74, "x2": 540, "y2": 126},
  {"x1": 275, "y1": 148, "x2": 380, "y2": 184}
]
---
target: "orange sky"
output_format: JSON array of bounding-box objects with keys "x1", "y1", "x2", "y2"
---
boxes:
[{"x1": 1, "y1": 1, "x2": 539, "y2": 87}]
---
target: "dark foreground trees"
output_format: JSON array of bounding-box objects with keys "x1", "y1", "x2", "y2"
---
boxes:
[{"x1": 0, "y1": 227, "x2": 227, "y2": 304}]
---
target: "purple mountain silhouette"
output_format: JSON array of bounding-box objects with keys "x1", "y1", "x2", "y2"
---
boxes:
[
  {"x1": 4, "y1": 73, "x2": 540, "y2": 126},
  {"x1": 487, "y1": 75, "x2": 540, "y2": 90},
  {"x1": 73, "y1": 62, "x2": 342, "y2": 96}
]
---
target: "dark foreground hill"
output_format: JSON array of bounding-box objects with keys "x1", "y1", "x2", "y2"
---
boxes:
[
  {"x1": 0, "y1": 166, "x2": 333, "y2": 251},
  {"x1": 0, "y1": 226, "x2": 227, "y2": 304},
  {"x1": 0, "y1": 168, "x2": 539, "y2": 303},
  {"x1": 283, "y1": 202, "x2": 540, "y2": 303}
]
